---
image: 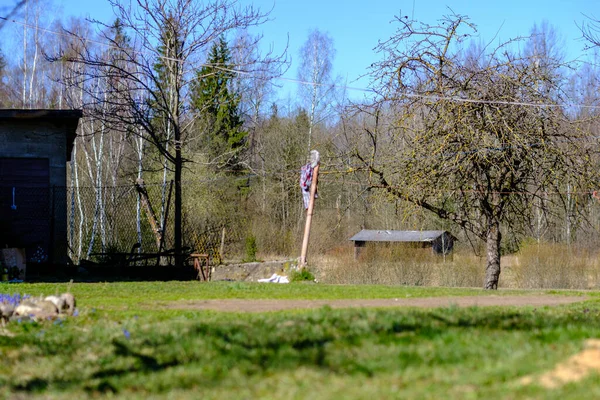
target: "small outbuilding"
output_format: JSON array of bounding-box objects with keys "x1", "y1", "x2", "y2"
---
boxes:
[
  {"x1": 0, "y1": 109, "x2": 82, "y2": 268},
  {"x1": 349, "y1": 230, "x2": 456, "y2": 260}
]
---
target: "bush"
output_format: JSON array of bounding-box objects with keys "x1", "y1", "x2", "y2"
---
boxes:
[
  {"x1": 317, "y1": 249, "x2": 485, "y2": 288},
  {"x1": 507, "y1": 242, "x2": 596, "y2": 289},
  {"x1": 291, "y1": 268, "x2": 315, "y2": 282},
  {"x1": 244, "y1": 234, "x2": 258, "y2": 262}
]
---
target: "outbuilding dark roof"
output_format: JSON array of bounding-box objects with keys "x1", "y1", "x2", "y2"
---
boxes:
[
  {"x1": 349, "y1": 230, "x2": 453, "y2": 243},
  {"x1": 0, "y1": 109, "x2": 82, "y2": 161},
  {"x1": 0, "y1": 109, "x2": 83, "y2": 120}
]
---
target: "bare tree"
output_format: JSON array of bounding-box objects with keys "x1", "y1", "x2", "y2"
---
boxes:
[
  {"x1": 230, "y1": 29, "x2": 285, "y2": 160},
  {"x1": 297, "y1": 29, "x2": 337, "y2": 153},
  {"x1": 580, "y1": 15, "x2": 600, "y2": 48},
  {"x1": 52, "y1": 0, "x2": 278, "y2": 266},
  {"x1": 231, "y1": 29, "x2": 286, "y2": 127},
  {"x1": 0, "y1": 1, "x2": 26, "y2": 30},
  {"x1": 359, "y1": 13, "x2": 598, "y2": 289}
]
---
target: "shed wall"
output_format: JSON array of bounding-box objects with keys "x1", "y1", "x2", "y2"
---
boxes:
[
  {"x1": 0, "y1": 119, "x2": 69, "y2": 187},
  {"x1": 0, "y1": 119, "x2": 71, "y2": 265}
]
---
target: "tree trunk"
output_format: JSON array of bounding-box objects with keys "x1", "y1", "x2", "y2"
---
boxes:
[
  {"x1": 174, "y1": 142, "x2": 183, "y2": 269},
  {"x1": 484, "y1": 221, "x2": 501, "y2": 289},
  {"x1": 566, "y1": 182, "x2": 573, "y2": 246},
  {"x1": 136, "y1": 133, "x2": 144, "y2": 251}
]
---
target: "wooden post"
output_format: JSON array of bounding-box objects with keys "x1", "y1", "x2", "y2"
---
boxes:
[
  {"x1": 134, "y1": 178, "x2": 162, "y2": 250},
  {"x1": 219, "y1": 227, "x2": 226, "y2": 264},
  {"x1": 299, "y1": 162, "x2": 319, "y2": 267}
]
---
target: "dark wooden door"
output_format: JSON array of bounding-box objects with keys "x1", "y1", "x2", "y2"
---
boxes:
[{"x1": 0, "y1": 158, "x2": 50, "y2": 263}]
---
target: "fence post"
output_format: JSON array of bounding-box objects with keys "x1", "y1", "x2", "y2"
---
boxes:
[{"x1": 299, "y1": 150, "x2": 320, "y2": 268}]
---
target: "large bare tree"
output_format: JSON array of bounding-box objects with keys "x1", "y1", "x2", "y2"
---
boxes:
[
  {"x1": 358, "y1": 13, "x2": 598, "y2": 289},
  {"x1": 53, "y1": 0, "x2": 277, "y2": 266}
]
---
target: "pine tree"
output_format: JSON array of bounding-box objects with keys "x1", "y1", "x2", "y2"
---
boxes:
[{"x1": 191, "y1": 37, "x2": 246, "y2": 170}]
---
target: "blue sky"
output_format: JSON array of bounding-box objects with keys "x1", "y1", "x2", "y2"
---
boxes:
[{"x1": 54, "y1": 0, "x2": 599, "y2": 99}]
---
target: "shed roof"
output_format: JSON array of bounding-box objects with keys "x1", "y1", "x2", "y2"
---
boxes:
[
  {"x1": 349, "y1": 230, "x2": 453, "y2": 243},
  {"x1": 0, "y1": 109, "x2": 83, "y2": 161}
]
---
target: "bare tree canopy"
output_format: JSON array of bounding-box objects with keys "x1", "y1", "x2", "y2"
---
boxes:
[
  {"x1": 357, "y1": 13, "x2": 599, "y2": 289},
  {"x1": 49, "y1": 0, "x2": 283, "y2": 266},
  {"x1": 0, "y1": 0, "x2": 26, "y2": 30},
  {"x1": 297, "y1": 28, "x2": 337, "y2": 152},
  {"x1": 580, "y1": 14, "x2": 600, "y2": 48},
  {"x1": 1, "y1": 1, "x2": 600, "y2": 288}
]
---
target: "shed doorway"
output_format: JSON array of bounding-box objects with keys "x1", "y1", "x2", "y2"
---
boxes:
[{"x1": 0, "y1": 158, "x2": 51, "y2": 262}]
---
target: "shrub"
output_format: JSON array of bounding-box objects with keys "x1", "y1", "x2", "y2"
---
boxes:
[
  {"x1": 507, "y1": 242, "x2": 596, "y2": 289},
  {"x1": 244, "y1": 234, "x2": 258, "y2": 262},
  {"x1": 291, "y1": 268, "x2": 315, "y2": 282}
]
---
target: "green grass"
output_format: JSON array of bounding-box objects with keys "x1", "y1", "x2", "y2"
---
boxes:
[
  {"x1": 2, "y1": 281, "x2": 587, "y2": 310},
  {"x1": 1, "y1": 282, "x2": 600, "y2": 399}
]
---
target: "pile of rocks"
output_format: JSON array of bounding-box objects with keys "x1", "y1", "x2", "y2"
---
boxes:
[{"x1": 0, "y1": 293, "x2": 76, "y2": 324}]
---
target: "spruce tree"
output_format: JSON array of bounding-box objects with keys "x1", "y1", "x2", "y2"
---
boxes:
[{"x1": 191, "y1": 37, "x2": 246, "y2": 170}]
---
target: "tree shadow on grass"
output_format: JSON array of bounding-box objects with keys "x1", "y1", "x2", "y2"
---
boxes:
[
  {"x1": 83, "y1": 339, "x2": 181, "y2": 394},
  {"x1": 9, "y1": 339, "x2": 181, "y2": 395},
  {"x1": 8, "y1": 305, "x2": 600, "y2": 395}
]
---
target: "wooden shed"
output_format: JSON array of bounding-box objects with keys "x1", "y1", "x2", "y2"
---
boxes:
[
  {"x1": 0, "y1": 109, "x2": 82, "y2": 268},
  {"x1": 349, "y1": 230, "x2": 456, "y2": 260}
]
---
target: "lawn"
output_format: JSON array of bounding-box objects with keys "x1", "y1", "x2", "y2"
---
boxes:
[{"x1": 1, "y1": 281, "x2": 600, "y2": 399}]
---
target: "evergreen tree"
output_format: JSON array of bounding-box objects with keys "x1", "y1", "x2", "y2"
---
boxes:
[
  {"x1": 149, "y1": 14, "x2": 184, "y2": 163},
  {"x1": 191, "y1": 37, "x2": 246, "y2": 170}
]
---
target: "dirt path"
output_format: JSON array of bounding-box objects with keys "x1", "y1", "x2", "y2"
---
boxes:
[{"x1": 169, "y1": 295, "x2": 587, "y2": 313}]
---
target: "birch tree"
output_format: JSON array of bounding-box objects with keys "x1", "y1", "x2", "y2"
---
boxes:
[
  {"x1": 297, "y1": 29, "x2": 337, "y2": 153},
  {"x1": 59, "y1": 17, "x2": 99, "y2": 261}
]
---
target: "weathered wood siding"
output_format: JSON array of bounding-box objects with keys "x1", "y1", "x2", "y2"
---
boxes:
[
  {"x1": 0, "y1": 158, "x2": 51, "y2": 264},
  {"x1": 0, "y1": 111, "x2": 81, "y2": 266}
]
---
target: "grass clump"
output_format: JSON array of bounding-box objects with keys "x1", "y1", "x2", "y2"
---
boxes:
[{"x1": 291, "y1": 268, "x2": 315, "y2": 282}]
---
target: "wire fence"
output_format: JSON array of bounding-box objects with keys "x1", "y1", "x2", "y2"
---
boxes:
[
  {"x1": 65, "y1": 182, "x2": 239, "y2": 265},
  {"x1": 3, "y1": 179, "x2": 600, "y2": 269},
  {"x1": 60, "y1": 177, "x2": 349, "y2": 266}
]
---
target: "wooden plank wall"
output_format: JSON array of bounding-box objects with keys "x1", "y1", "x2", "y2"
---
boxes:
[{"x1": 0, "y1": 158, "x2": 51, "y2": 264}]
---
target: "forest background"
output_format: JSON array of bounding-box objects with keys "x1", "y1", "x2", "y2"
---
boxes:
[{"x1": 1, "y1": 0, "x2": 600, "y2": 289}]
